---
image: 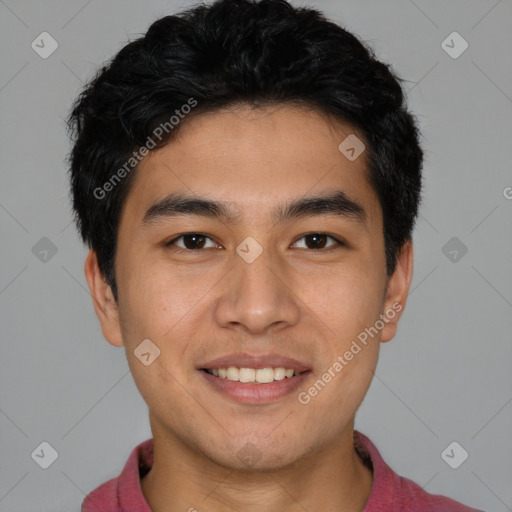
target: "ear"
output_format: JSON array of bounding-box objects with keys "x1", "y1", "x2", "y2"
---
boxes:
[
  {"x1": 380, "y1": 240, "x2": 414, "y2": 343},
  {"x1": 84, "y1": 250, "x2": 124, "y2": 347}
]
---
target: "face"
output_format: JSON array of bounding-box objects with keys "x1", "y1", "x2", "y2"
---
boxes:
[{"x1": 86, "y1": 104, "x2": 412, "y2": 471}]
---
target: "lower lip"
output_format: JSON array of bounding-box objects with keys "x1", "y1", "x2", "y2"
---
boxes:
[{"x1": 199, "y1": 370, "x2": 312, "y2": 404}]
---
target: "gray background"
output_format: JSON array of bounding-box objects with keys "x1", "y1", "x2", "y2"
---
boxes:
[{"x1": 1, "y1": 0, "x2": 511, "y2": 511}]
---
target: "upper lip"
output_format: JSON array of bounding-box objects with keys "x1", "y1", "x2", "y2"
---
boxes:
[{"x1": 198, "y1": 352, "x2": 311, "y2": 373}]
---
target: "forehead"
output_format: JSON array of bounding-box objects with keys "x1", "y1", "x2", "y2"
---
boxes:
[{"x1": 121, "y1": 104, "x2": 382, "y2": 230}]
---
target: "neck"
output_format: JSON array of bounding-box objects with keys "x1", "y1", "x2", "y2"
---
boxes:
[{"x1": 141, "y1": 420, "x2": 373, "y2": 512}]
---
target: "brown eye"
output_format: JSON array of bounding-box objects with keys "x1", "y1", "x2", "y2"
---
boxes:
[
  {"x1": 292, "y1": 233, "x2": 341, "y2": 250},
  {"x1": 167, "y1": 233, "x2": 218, "y2": 250}
]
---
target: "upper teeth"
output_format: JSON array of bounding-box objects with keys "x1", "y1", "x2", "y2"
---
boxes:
[{"x1": 207, "y1": 367, "x2": 299, "y2": 383}]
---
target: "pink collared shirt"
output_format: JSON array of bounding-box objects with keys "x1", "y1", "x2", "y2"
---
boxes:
[{"x1": 82, "y1": 431, "x2": 484, "y2": 511}]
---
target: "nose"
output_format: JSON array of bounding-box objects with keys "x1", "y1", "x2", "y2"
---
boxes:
[{"x1": 213, "y1": 246, "x2": 300, "y2": 335}]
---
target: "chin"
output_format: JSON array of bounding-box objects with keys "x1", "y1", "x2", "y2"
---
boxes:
[{"x1": 203, "y1": 437, "x2": 306, "y2": 473}]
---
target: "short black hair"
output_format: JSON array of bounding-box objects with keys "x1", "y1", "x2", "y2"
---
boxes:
[{"x1": 67, "y1": 0, "x2": 423, "y2": 301}]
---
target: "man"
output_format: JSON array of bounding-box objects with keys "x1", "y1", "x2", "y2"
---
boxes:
[{"x1": 68, "y1": 0, "x2": 483, "y2": 510}]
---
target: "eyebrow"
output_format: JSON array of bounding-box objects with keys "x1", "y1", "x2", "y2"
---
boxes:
[{"x1": 141, "y1": 190, "x2": 367, "y2": 227}]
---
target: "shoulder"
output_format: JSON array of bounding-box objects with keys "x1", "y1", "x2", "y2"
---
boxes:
[
  {"x1": 81, "y1": 438, "x2": 154, "y2": 512},
  {"x1": 82, "y1": 476, "x2": 119, "y2": 511},
  {"x1": 354, "y1": 431, "x2": 485, "y2": 512},
  {"x1": 398, "y1": 475, "x2": 485, "y2": 512}
]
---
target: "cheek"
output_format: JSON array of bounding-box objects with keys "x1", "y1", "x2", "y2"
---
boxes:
[
  {"x1": 302, "y1": 262, "x2": 384, "y2": 339},
  {"x1": 299, "y1": 261, "x2": 383, "y2": 405},
  {"x1": 294, "y1": 353, "x2": 378, "y2": 453},
  {"x1": 298, "y1": 329, "x2": 379, "y2": 432},
  {"x1": 116, "y1": 257, "x2": 216, "y2": 398},
  {"x1": 117, "y1": 253, "x2": 217, "y2": 342}
]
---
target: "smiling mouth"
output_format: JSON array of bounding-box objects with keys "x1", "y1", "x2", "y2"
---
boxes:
[{"x1": 201, "y1": 367, "x2": 308, "y2": 384}]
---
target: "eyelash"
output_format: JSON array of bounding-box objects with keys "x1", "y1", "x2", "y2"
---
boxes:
[{"x1": 164, "y1": 233, "x2": 345, "y2": 252}]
